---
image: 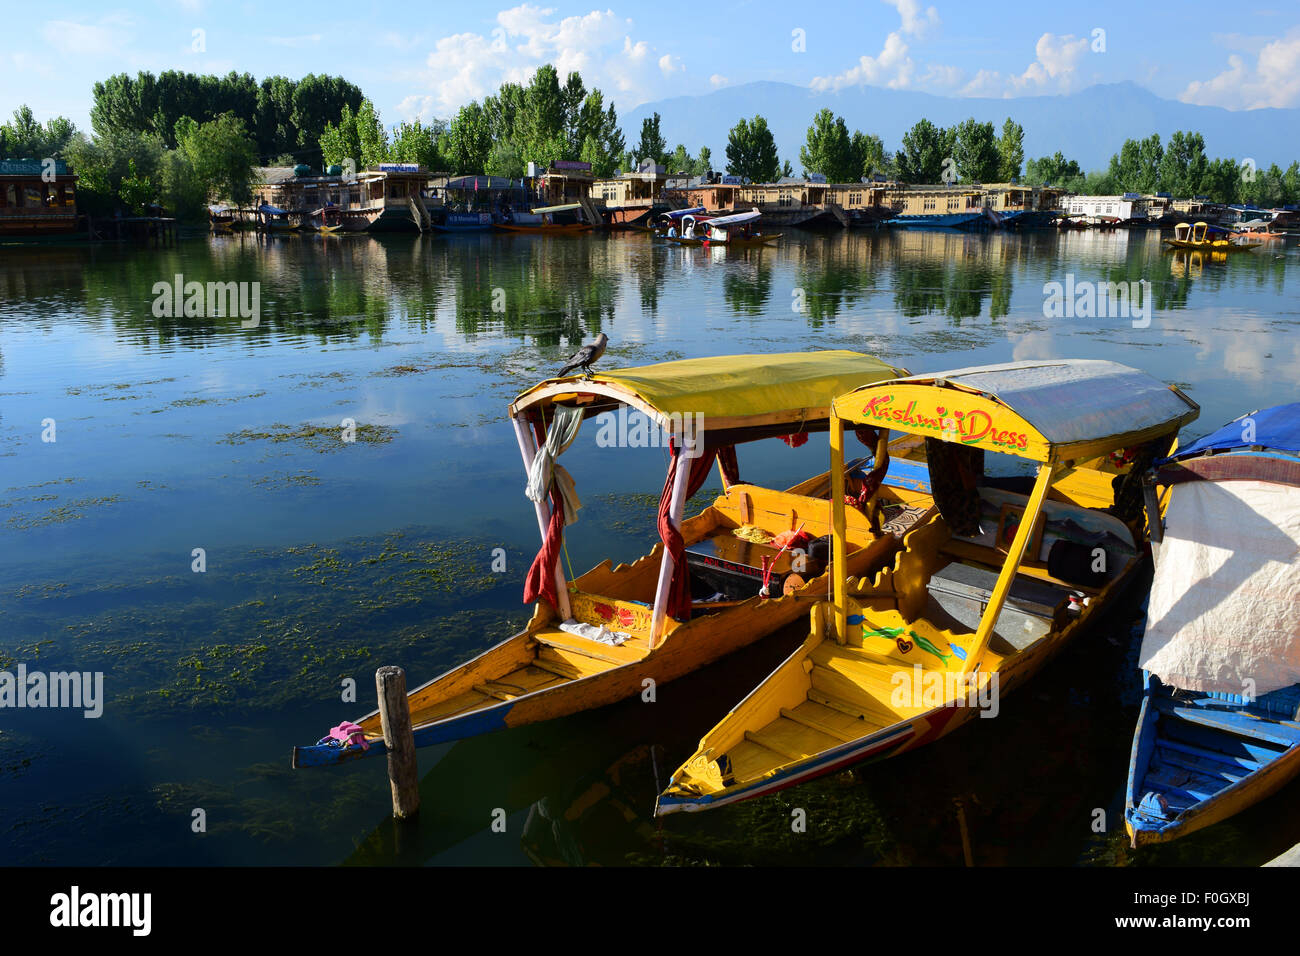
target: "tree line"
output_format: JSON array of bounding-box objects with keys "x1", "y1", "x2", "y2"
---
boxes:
[{"x1": 6, "y1": 64, "x2": 1299, "y2": 221}]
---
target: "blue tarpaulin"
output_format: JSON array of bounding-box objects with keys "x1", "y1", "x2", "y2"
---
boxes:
[{"x1": 1170, "y1": 403, "x2": 1300, "y2": 460}]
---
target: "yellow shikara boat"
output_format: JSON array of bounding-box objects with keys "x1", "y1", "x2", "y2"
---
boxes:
[
  {"x1": 292, "y1": 351, "x2": 937, "y2": 768},
  {"x1": 1163, "y1": 221, "x2": 1261, "y2": 252},
  {"x1": 658, "y1": 360, "x2": 1199, "y2": 813}
]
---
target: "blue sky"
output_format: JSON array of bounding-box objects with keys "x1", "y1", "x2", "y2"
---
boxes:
[{"x1": 4, "y1": 0, "x2": 1298, "y2": 134}]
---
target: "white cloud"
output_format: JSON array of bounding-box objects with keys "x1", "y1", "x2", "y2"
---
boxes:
[
  {"x1": 406, "y1": 5, "x2": 687, "y2": 120},
  {"x1": 710, "y1": 74, "x2": 729, "y2": 88},
  {"x1": 41, "y1": 16, "x2": 133, "y2": 56},
  {"x1": 809, "y1": 0, "x2": 939, "y2": 92},
  {"x1": 811, "y1": 31, "x2": 915, "y2": 92},
  {"x1": 886, "y1": 0, "x2": 938, "y2": 37},
  {"x1": 959, "y1": 32, "x2": 1090, "y2": 97},
  {"x1": 266, "y1": 34, "x2": 322, "y2": 48},
  {"x1": 1180, "y1": 29, "x2": 1300, "y2": 108}
]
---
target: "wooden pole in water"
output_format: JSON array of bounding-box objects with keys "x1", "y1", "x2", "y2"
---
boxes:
[{"x1": 376, "y1": 666, "x2": 420, "y2": 819}]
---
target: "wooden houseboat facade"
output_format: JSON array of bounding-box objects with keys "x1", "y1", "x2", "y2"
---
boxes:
[
  {"x1": 0, "y1": 159, "x2": 79, "y2": 237},
  {"x1": 591, "y1": 161, "x2": 669, "y2": 229},
  {"x1": 249, "y1": 163, "x2": 433, "y2": 232}
]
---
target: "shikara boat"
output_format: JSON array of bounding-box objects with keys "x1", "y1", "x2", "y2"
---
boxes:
[
  {"x1": 497, "y1": 203, "x2": 593, "y2": 234},
  {"x1": 1231, "y1": 219, "x2": 1286, "y2": 240},
  {"x1": 668, "y1": 209, "x2": 780, "y2": 247},
  {"x1": 1126, "y1": 402, "x2": 1300, "y2": 847},
  {"x1": 208, "y1": 204, "x2": 236, "y2": 232},
  {"x1": 258, "y1": 203, "x2": 297, "y2": 233},
  {"x1": 658, "y1": 360, "x2": 1199, "y2": 814},
  {"x1": 292, "y1": 351, "x2": 939, "y2": 768},
  {"x1": 651, "y1": 206, "x2": 707, "y2": 237},
  {"x1": 310, "y1": 204, "x2": 346, "y2": 234},
  {"x1": 1163, "y1": 221, "x2": 1260, "y2": 252}
]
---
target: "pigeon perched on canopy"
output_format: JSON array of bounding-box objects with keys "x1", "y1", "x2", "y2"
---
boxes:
[{"x1": 557, "y1": 332, "x2": 608, "y2": 378}]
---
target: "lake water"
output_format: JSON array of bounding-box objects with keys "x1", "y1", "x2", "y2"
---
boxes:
[{"x1": 1, "y1": 227, "x2": 1297, "y2": 866}]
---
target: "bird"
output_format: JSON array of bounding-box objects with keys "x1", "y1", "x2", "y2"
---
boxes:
[{"x1": 558, "y1": 332, "x2": 608, "y2": 378}]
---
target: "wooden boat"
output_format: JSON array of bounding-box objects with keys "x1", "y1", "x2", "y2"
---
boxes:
[
  {"x1": 1126, "y1": 402, "x2": 1300, "y2": 847},
  {"x1": 667, "y1": 209, "x2": 780, "y2": 247},
  {"x1": 258, "y1": 203, "x2": 297, "y2": 233},
  {"x1": 651, "y1": 206, "x2": 707, "y2": 238},
  {"x1": 1164, "y1": 221, "x2": 1261, "y2": 252},
  {"x1": 658, "y1": 360, "x2": 1199, "y2": 814},
  {"x1": 310, "y1": 205, "x2": 346, "y2": 234},
  {"x1": 292, "y1": 351, "x2": 939, "y2": 769},
  {"x1": 496, "y1": 203, "x2": 593, "y2": 234},
  {"x1": 208, "y1": 204, "x2": 236, "y2": 232},
  {"x1": 1231, "y1": 219, "x2": 1286, "y2": 240}
]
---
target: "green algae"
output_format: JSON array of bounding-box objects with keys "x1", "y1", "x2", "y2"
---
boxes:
[{"x1": 222, "y1": 421, "x2": 398, "y2": 451}]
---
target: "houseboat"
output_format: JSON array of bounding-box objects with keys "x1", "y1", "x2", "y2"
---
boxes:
[
  {"x1": 1061, "y1": 193, "x2": 1162, "y2": 226},
  {"x1": 883, "y1": 184, "x2": 986, "y2": 229},
  {"x1": 530, "y1": 161, "x2": 603, "y2": 227},
  {"x1": 249, "y1": 163, "x2": 433, "y2": 232},
  {"x1": 980, "y1": 183, "x2": 1065, "y2": 227},
  {"x1": 592, "y1": 160, "x2": 669, "y2": 229},
  {"x1": 434, "y1": 175, "x2": 531, "y2": 232},
  {"x1": 0, "y1": 158, "x2": 79, "y2": 237},
  {"x1": 663, "y1": 175, "x2": 891, "y2": 229}
]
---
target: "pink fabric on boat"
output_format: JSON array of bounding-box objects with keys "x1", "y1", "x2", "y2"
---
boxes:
[{"x1": 330, "y1": 721, "x2": 369, "y2": 750}]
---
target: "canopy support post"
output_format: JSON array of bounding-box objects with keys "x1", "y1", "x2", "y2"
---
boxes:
[
  {"x1": 829, "y1": 414, "x2": 848, "y2": 644},
  {"x1": 962, "y1": 461, "x2": 1056, "y2": 673},
  {"x1": 512, "y1": 414, "x2": 571, "y2": 621},
  {"x1": 649, "y1": 444, "x2": 693, "y2": 649}
]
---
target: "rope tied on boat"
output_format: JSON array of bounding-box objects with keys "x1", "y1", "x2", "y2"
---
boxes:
[{"x1": 759, "y1": 522, "x2": 806, "y2": 598}]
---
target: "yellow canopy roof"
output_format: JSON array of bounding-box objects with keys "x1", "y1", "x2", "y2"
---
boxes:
[
  {"x1": 832, "y1": 359, "x2": 1198, "y2": 463},
  {"x1": 512, "y1": 350, "x2": 909, "y2": 433}
]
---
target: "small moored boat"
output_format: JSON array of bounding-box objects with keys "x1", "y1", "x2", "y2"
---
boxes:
[
  {"x1": 1126, "y1": 402, "x2": 1300, "y2": 846},
  {"x1": 258, "y1": 203, "x2": 297, "y2": 233},
  {"x1": 667, "y1": 209, "x2": 779, "y2": 246},
  {"x1": 292, "y1": 351, "x2": 938, "y2": 768},
  {"x1": 1163, "y1": 221, "x2": 1261, "y2": 252},
  {"x1": 497, "y1": 203, "x2": 593, "y2": 233},
  {"x1": 658, "y1": 360, "x2": 1199, "y2": 814}
]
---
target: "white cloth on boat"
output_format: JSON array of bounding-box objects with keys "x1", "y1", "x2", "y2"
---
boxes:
[
  {"x1": 525, "y1": 404, "x2": 583, "y2": 525},
  {"x1": 1139, "y1": 478, "x2": 1300, "y2": 695},
  {"x1": 559, "y1": 619, "x2": 630, "y2": 646}
]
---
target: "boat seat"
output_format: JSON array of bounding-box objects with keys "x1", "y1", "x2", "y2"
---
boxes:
[{"x1": 925, "y1": 559, "x2": 1072, "y2": 652}]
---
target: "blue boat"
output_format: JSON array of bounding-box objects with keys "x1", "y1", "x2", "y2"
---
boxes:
[
  {"x1": 1126, "y1": 403, "x2": 1300, "y2": 846},
  {"x1": 885, "y1": 211, "x2": 985, "y2": 229}
]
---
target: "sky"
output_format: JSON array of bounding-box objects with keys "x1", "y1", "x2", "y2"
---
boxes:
[{"x1": 3, "y1": 0, "x2": 1299, "y2": 135}]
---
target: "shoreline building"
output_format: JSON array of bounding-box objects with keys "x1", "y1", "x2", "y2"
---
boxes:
[
  {"x1": 0, "y1": 159, "x2": 79, "y2": 237},
  {"x1": 249, "y1": 163, "x2": 433, "y2": 232}
]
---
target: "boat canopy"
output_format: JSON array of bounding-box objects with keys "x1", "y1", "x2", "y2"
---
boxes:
[
  {"x1": 832, "y1": 360, "x2": 1199, "y2": 463},
  {"x1": 208, "y1": 204, "x2": 231, "y2": 215},
  {"x1": 531, "y1": 203, "x2": 583, "y2": 214},
  {"x1": 663, "y1": 206, "x2": 705, "y2": 219},
  {"x1": 1169, "y1": 402, "x2": 1300, "y2": 462},
  {"x1": 704, "y1": 209, "x2": 761, "y2": 228},
  {"x1": 259, "y1": 203, "x2": 289, "y2": 216},
  {"x1": 512, "y1": 350, "x2": 908, "y2": 437},
  {"x1": 1140, "y1": 404, "x2": 1300, "y2": 695}
]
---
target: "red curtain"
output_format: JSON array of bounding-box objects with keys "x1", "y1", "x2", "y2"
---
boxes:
[
  {"x1": 522, "y1": 486, "x2": 564, "y2": 609},
  {"x1": 657, "y1": 441, "x2": 718, "y2": 622},
  {"x1": 717, "y1": 445, "x2": 740, "y2": 487}
]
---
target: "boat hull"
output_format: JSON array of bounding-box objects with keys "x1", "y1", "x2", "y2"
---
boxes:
[
  {"x1": 1125, "y1": 678, "x2": 1300, "y2": 846},
  {"x1": 885, "y1": 212, "x2": 984, "y2": 229}
]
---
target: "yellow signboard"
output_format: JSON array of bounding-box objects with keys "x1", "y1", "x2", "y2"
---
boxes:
[{"x1": 834, "y1": 384, "x2": 1052, "y2": 461}]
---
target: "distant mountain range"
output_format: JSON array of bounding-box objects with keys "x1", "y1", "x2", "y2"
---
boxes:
[{"x1": 624, "y1": 81, "x2": 1300, "y2": 174}]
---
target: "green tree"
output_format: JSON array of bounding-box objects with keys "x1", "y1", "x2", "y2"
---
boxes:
[
  {"x1": 1024, "y1": 151, "x2": 1086, "y2": 192},
  {"x1": 177, "y1": 112, "x2": 257, "y2": 204},
  {"x1": 996, "y1": 118, "x2": 1024, "y2": 182},
  {"x1": 319, "y1": 103, "x2": 361, "y2": 170},
  {"x1": 800, "y1": 109, "x2": 857, "y2": 182},
  {"x1": 118, "y1": 158, "x2": 155, "y2": 213},
  {"x1": 635, "y1": 112, "x2": 668, "y2": 167},
  {"x1": 0, "y1": 105, "x2": 78, "y2": 157},
  {"x1": 389, "y1": 118, "x2": 445, "y2": 170},
  {"x1": 951, "y1": 117, "x2": 999, "y2": 183},
  {"x1": 895, "y1": 119, "x2": 950, "y2": 183},
  {"x1": 694, "y1": 145, "x2": 713, "y2": 176},
  {"x1": 1106, "y1": 134, "x2": 1163, "y2": 194},
  {"x1": 443, "y1": 101, "x2": 492, "y2": 173},
  {"x1": 1198, "y1": 157, "x2": 1240, "y2": 204},
  {"x1": 725, "y1": 115, "x2": 780, "y2": 183},
  {"x1": 1158, "y1": 131, "x2": 1209, "y2": 199},
  {"x1": 851, "y1": 131, "x2": 888, "y2": 180}
]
